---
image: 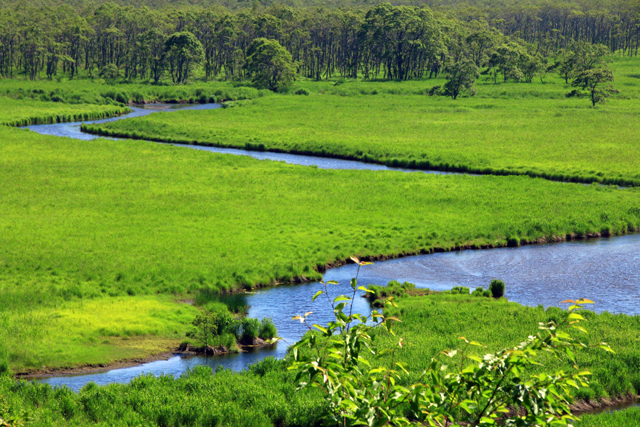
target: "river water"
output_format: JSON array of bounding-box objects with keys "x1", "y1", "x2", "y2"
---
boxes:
[{"x1": 24, "y1": 103, "x2": 640, "y2": 392}]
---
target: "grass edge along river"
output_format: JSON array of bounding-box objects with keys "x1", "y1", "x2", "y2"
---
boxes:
[{"x1": 1, "y1": 291, "x2": 639, "y2": 426}]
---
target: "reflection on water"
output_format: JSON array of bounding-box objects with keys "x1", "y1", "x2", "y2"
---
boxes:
[{"x1": 36, "y1": 233, "x2": 640, "y2": 391}]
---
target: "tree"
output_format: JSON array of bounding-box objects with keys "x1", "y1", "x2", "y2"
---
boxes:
[
  {"x1": 244, "y1": 37, "x2": 296, "y2": 92},
  {"x1": 164, "y1": 31, "x2": 204, "y2": 84},
  {"x1": 571, "y1": 67, "x2": 618, "y2": 107},
  {"x1": 443, "y1": 57, "x2": 479, "y2": 99}
]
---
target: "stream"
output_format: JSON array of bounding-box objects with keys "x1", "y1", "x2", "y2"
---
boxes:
[{"x1": 25, "y1": 103, "x2": 640, "y2": 397}]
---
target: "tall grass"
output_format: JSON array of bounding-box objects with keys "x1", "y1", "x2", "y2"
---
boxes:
[
  {"x1": 0, "y1": 97, "x2": 129, "y2": 126},
  {"x1": 3, "y1": 122, "x2": 640, "y2": 367},
  {"x1": 378, "y1": 293, "x2": 640, "y2": 401}
]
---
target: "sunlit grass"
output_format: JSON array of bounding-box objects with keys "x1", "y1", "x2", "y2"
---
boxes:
[
  {"x1": 377, "y1": 293, "x2": 640, "y2": 400},
  {"x1": 0, "y1": 97, "x2": 129, "y2": 126},
  {"x1": 1, "y1": 295, "x2": 198, "y2": 372}
]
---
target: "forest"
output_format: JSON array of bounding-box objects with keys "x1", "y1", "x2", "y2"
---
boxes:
[{"x1": 0, "y1": 0, "x2": 639, "y2": 84}]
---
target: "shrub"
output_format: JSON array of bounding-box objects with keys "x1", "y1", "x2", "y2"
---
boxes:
[
  {"x1": 451, "y1": 286, "x2": 470, "y2": 295},
  {"x1": 294, "y1": 88, "x2": 310, "y2": 96},
  {"x1": 489, "y1": 279, "x2": 506, "y2": 298},
  {"x1": 0, "y1": 359, "x2": 12, "y2": 377},
  {"x1": 241, "y1": 318, "x2": 260, "y2": 340},
  {"x1": 258, "y1": 317, "x2": 277, "y2": 340},
  {"x1": 471, "y1": 286, "x2": 485, "y2": 297}
]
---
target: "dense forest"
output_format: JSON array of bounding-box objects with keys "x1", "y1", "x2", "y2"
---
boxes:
[{"x1": 0, "y1": 0, "x2": 638, "y2": 83}]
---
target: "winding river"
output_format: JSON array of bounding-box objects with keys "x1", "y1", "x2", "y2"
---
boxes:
[{"x1": 24, "y1": 103, "x2": 640, "y2": 392}]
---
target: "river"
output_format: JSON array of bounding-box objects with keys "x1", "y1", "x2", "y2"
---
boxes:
[{"x1": 24, "y1": 103, "x2": 640, "y2": 392}]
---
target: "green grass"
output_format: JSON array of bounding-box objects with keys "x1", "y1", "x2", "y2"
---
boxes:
[
  {"x1": 576, "y1": 406, "x2": 640, "y2": 426},
  {"x1": 84, "y1": 56, "x2": 640, "y2": 187},
  {"x1": 378, "y1": 293, "x2": 640, "y2": 400},
  {"x1": 3, "y1": 121, "x2": 640, "y2": 368},
  {"x1": 1, "y1": 293, "x2": 639, "y2": 426},
  {"x1": 1, "y1": 294, "x2": 199, "y2": 373},
  {"x1": 0, "y1": 78, "x2": 270, "y2": 106},
  {"x1": 0, "y1": 97, "x2": 129, "y2": 126},
  {"x1": 86, "y1": 93, "x2": 640, "y2": 187}
]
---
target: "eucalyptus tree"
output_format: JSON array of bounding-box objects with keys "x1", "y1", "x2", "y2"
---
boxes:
[
  {"x1": 571, "y1": 66, "x2": 618, "y2": 107},
  {"x1": 244, "y1": 37, "x2": 296, "y2": 91},
  {"x1": 443, "y1": 56, "x2": 479, "y2": 99},
  {"x1": 164, "y1": 31, "x2": 204, "y2": 83}
]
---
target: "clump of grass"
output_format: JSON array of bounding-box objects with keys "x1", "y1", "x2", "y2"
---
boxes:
[{"x1": 489, "y1": 279, "x2": 506, "y2": 298}]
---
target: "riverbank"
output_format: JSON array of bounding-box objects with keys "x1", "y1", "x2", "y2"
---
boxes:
[
  {"x1": 83, "y1": 93, "x2": 640, "y2": 187},
  {"x1": 4, "y1": 292, "x2": 640, "y2": 425},
  {"x1": 0, "y1": 97, "x2": 130, "y2": 127}
]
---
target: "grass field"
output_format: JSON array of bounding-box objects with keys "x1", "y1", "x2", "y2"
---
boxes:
[
  {"x1": 1, "y1": 293, "x2": 638, "y2": 426},
  {"x1": 0, "y1": 97, "x2": 129, "y2": 126},
  {"x1": 86, "y1": 92, "x2": 640, "y2": 187},
  {"x1": 3, "y1": 123, "x2": 640, "y2": 370}
]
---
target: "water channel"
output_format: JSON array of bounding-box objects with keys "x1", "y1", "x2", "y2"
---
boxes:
[{"x1": 24, "y1": 103, "x2": 640, "y2": 393}]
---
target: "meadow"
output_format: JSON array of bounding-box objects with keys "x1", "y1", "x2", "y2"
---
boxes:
[
  {"x1": 0, "y1": 78, "x2": 269, "y2": 106},
  {"x1": 84, "y1": 56, "x2": 640, "y2": 187},
  {"x1": 1, "y1": 293, "x2": 638, "y2": 426},
  {"x1": 3, "y1": 113, "x2": 640, "y2": 371},
  {"x1": 0, "y1": 97, "x2": 129, "y2": 126}
]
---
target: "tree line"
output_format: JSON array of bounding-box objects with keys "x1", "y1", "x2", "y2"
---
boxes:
[{"x1": 0, "y1": 1, "x2": 632, "y2": 86}]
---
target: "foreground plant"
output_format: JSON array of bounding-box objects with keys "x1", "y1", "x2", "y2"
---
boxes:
[{"x1": 289, "y1": 260, "x2": 613, "y2": 427}]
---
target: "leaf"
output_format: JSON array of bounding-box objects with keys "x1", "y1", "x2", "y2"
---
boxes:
[
  {"x1": 326, "y1": 280, "x2": 339, "y2": 285},
  {"x1": 358, "y1": 286, "x2": 374, "y2": 293},
  {"x1": 312, "y1": 290, "x2": 324, "y2": 301},
  {"x1": 312, "y1": 324, "x2": 328, "y2": 334},
  {"x1": 560, "y1": 299, "x2": 576, "y2": 304},
  {"x1": 350, "y1": 256, "x2": 360, "y2": 264},
  {"x1": 334, "y1": 295, "x2": 351, "y2": 303},
  {"x1": 567, "y1": 313, "x2": 585, "y2": 321},
  {"x1": 304, "y1": 311, "x2": 313, "y2": 318}
]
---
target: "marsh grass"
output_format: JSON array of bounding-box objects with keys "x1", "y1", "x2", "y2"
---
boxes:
[
  {"x1": 377, "y1": 293, "x2": 640, "y2": 401},
  {"x1": 0, "y1": 294, "x2": 199, "y2": 372},
  {"x1": 0, "y1": 97, "x2": 129, "y2": 126}
]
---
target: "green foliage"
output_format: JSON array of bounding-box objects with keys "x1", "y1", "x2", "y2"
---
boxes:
[
  {"x1": 489, "y1": 279, "x2": 506, "y2": 298},
  {"x1": 187, "y1": 309, "x2": 234, "y2": 347},
  {"x1": 164, "y1": 31, "x2": 205, "y2": 84},
  {"x1": 451, "y1": 286, "x2": 470, "y2": 294},
  {"x1": 291, "y1": 269, "x2": 612, "y2": 426},
  {"x1": 258, "y1": 318, "x2": 277, "y2": 340},
  {"x1": 240, "y1": 318, "x2": 260, "y2": 341},
  {"x1": 244, "y1": 38, "x2": 297, "y2": 92},
  {"x1": 444, "y1": 58, "x2": 479, "y2": 99},
  {"x1": 572, "y1": 67, "x2": 618, "y2": 107},
  {"x1": 99, "y1": 64, "x2": 120, "y2": 81}
]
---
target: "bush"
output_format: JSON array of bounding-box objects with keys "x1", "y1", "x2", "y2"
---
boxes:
[
  {"x1": 451, "y1": 286, "x2": 470, "y2": 295},
  {"x1": 258, "y1": 318, "x2": 277, "y2": 340},
  {"x1": 294, "y1": 88, "x2": 310, "y2": 96},
  {"x1": 0, "y1": 359, "x2": 12, "y2": 377},
  {"x1": 471, "y1": 286, "x2": 485, "y2": 297},
  {"x1": 428, "y1": 85, "x2": 442, "y2": 96},
  {"x1": 489, "y1": 279, "x2": 506, "y2": 298},
  {"x1": 241, "y1": 318, "x2": 260, "y2": 340}
]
